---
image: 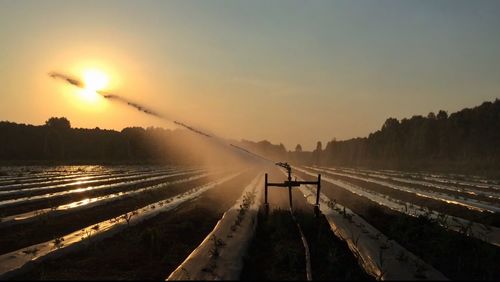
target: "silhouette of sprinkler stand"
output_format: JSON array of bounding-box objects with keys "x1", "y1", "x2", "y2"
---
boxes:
[{"x1": 265, "y1": 162, "x2": 321, "y2": 216}]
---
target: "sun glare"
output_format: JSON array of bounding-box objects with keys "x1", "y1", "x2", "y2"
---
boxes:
[
  {"x1": 83, "y1": 69, "x2": 109, "y2": 92},
  {"x1": 77, "y1": 69, "x2": 109, "y2": 103}
]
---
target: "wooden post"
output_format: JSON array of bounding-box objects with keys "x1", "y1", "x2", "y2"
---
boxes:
[
  {"x1": 314, "y1": 174, "x2": 321, "y2": 217},
  {"x1": 264, "y1": 173, "x2": 269, "y2": 215},
  {"x1": 315, "y1": 174, "x2": 321, "y2": 206},
  {"x1": 265, "y1": 173, "x2": 268, "y2": 205},
  {"x1": 288, "y1": 168, "x2": 293, "y2": 209}
]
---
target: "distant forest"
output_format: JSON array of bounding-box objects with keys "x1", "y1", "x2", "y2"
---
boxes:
[
  {"x1": 0, "y1": 117, "x2": 252, "y2": 166},
  {"x1": 289, "y1": 99, "x2": 500, "y2": 176},
  {"x1": 1, "y1": 99, "x2": 499, "y2": 175}
]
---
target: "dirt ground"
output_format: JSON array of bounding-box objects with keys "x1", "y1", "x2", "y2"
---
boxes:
[
  {"x1": 11, "y1": 169, "x2": 259, "y2": 280},
  {"x1": 241, "y1": 167, "x2": 371, "y2": 280}
]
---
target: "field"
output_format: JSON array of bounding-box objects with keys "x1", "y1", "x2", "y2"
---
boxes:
[{"x1": 0, "y1": 165, "x2": 498, "y2": 280}]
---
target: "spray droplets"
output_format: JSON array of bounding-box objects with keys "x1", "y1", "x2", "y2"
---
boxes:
[{"x1": 48, "y1": 71, "x2": 273, "y2": 163}]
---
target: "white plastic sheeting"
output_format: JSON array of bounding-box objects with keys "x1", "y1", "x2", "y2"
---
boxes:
[
  {"x1": 324, "y1": 167, "x2": 500, "y2": 201},
  {"x1": 0, "y1": 167, "x2": 116, "y2": 184},
  {"x1": 295, "y1": 174, "x2": 448, "y2": 280},
  {"x1": 0, "y1": 165, "x2": 176, "y2": 187},
  {"x1": 295, "y1": 167, "x2": 500, "y2": 247},
  {"x1": 0, "y1": 170, "x2": 202, "y2": 208},
  {"x1": 0, "y1": 172, "x2": 241, "y2": 279},
  {"x1": 0, "y1": 170, "x2": 213, "y2": 227},
  {"x1": 167, "y1": 173, "x2": 264, "y2": 280},
  {"x1": 324, "y1": 167, "x2": 500, "y2": 200},
  {"x1": 0, "y1": 168, "x2": 182, "y2": 195},
  {"x1": 338, "y1": 167, "x2": 500, "y2": 192},
  {"x1": 0, "y1": 168, "x2": 177, "y2": 192},
  {"x1": 308, "y1": 167, "x2": 500, "y2": 213}
]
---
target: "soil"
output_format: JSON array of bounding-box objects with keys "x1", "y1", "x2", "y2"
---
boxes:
[
  {"x1": 0, "y1": 172, "x2": 225, "y2": 254},
  {"x1": 295, "y1": 168, "x2": 500, "y2": 280},
  {"x1": 10, "y1": 169, "x2": 258, "y2": 280},
  {"x1": 241, "y1": 168, "x2": 372, "y2": 280},
  {"x1": 326, "y1": 171, "x2": 500, "y2": 227}
]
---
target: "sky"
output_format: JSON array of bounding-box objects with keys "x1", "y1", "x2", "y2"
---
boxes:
[{"x1": 1, "y1": 0, "x2": 499, "y2": 151}]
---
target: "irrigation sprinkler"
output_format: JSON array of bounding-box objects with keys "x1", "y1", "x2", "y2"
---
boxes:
[{"x1": 265, "y1": 162, "x2": 321, "y2": 216}]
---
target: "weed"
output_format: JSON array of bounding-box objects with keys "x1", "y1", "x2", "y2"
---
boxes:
[
  {"x1": 22, "y1": 247, "x2": 39, "y2": 257},
  {"x1": 457, "y1": 220, "x2": 474, "y2": 236},
  {"x1": 181, "y1": 267, "x2": 191, "y2": 280},
  {"x1": 231, "y1": 191, "x2": 256, "y2": 232},
  {"x1": 80, "y1": 229, "x2": 93, "y2": 241},
  {"x1": 327, "y1": 199, "x2": 338, "y2": 210},
  {"x1": 209, "y1": 235, "x2": 226, "y2": 258},
  {"x1": 52, "y1": 237, "x2": 65, "y2": 249},
  {"x1": 122, "y1": 212, "x2": 135, "y2": 226},
  {"x1": 436, "y1": 213, "x2": 449, "y2": 229}
]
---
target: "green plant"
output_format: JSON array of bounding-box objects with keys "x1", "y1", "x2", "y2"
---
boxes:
[
  {"x1": 436, "y1": 213, "x2": 449, "y2": 229},
  {"x1": 181, "y1": 267, "x2": 191, "y2": 280},
  {"x1": 52, "y1": 237, "x2": 65, "y2": 249},
  {"x1": 457, "y1": 220, "x2": 474, "y2": 236},
  {"x1": 231, "y1": 191, "x2": 256, "y2": 232},
  {"x1": 80, "y1": 229, "x2": 93, "y2": 241},
  {"x1": 209, "y1": 235, "x2": 226, "y2": 258},
  {"x1": 122, "y1": 212, "x2": 134, "y2": 226},
  {"x1": 22, "y1": 247, "x2": 39, "y2": 257}
]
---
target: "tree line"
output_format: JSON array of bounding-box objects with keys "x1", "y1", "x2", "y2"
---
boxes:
[
  {"x1": 0, "y1": 117, "x2": 253, "y2": 165},
  {"x1": 244, "y1": 99, "x2": 500, "y2": 175},
  {"x1": 1, "y1": 99, "x2": 499, "y2": 175},
  {"x1": 294, "y1": 99, "x2": 500, "y2": 175}
]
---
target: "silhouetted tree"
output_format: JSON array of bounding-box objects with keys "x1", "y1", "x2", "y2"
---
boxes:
[
  {"x1": 316, "y1": 141, "x2": 323, "y2": 152},
  {"x1": 295, "y1": 144, "x2": 303, "y2": 152},
  {"x1": 437, "y1": 110, "x2": 448, "y2": 120},
  {"x1": 2, "y1": 99, "x2": 500, "y2": 175},
  {"x1": 45, "y1": 117, "x2": 71, "y2": 130},
  {"x1": 320, "y1": 99, "x2": 500, "y2": 173}
]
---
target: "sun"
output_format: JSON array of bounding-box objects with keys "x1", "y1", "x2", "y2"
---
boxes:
[
  {"x1": 83, "y1": 69, "x2": 109, "y2": 92},
  {"x1": 79, "y1": 69, "x2": 109, "y2": 103}
]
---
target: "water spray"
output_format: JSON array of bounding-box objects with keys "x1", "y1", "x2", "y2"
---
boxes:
[
  {"x1": 49, "y1": 72, "x2": 269, "y2": 163},
  {"x1": 50, "y1": 71, "x2": 320, "y2": 279}
]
